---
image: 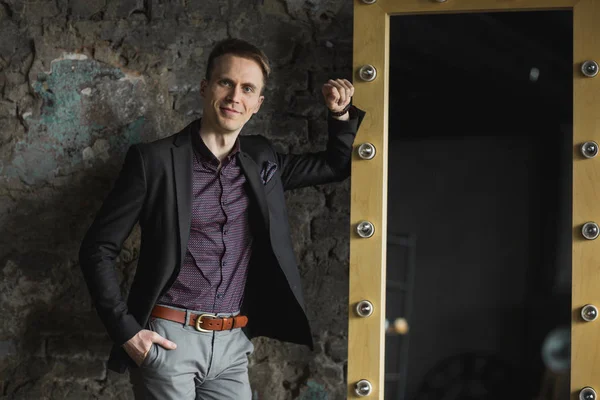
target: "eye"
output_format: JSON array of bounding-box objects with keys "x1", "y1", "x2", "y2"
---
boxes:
[
  {"x1": 243, "y1": 86, "x2": 254, "y2": 93},
  {"x1": 220, "y1": 80, "x2": 232, "y2": 87}
]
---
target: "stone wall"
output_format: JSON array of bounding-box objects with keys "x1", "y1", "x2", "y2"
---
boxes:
[{"x1": 0, "y1": 1, "x2": 354, "y2": 399}]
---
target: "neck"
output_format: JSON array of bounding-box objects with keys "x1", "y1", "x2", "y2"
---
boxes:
[{"x1": 199, "y1": 120, "x2": 239, "y2": 162}]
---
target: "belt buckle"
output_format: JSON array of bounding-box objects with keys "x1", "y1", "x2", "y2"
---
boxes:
[{"x1": 195, "y1": 313, "x2": 217, "y2": 332}]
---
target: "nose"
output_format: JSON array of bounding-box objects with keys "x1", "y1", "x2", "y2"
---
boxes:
[{"x1": 226, "y1": 85, "x2": 243, "y2": 103}]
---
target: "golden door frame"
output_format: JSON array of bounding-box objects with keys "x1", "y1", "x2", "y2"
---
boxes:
[{"x1": 349, "y1": 0, "x2": 600, "y2": 398}]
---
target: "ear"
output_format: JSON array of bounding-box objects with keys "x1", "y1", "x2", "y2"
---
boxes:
[
  {"x1": 253, "y1": 95, "x2": 265, "y2": 115},
  {"x1": 200, "y1": 79, "x2": 208, "y2": 97}
]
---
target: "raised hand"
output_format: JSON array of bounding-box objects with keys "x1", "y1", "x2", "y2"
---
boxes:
[{"x1": 322, "y1": 79, "x2": 355, "y2": 114}]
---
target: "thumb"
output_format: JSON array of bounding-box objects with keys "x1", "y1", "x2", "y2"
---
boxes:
[{"x1": 152, "y1": 333, "x2": 177, "y2": 350}]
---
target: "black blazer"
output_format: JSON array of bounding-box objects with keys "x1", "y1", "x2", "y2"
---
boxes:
[{"x1": 79, "y1": 107, "x2": 365, "y2": 373}]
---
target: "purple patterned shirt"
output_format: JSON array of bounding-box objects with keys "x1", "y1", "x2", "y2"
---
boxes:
[{"x1": 158, "y1": 131, "x2": 253, "y2": 313}]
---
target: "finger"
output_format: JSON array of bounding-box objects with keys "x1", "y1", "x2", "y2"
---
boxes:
[
  {"x1": 335, "y1": 78, "x2": 350, "y2": 91},
  {"x1": 136, "y1": 354, "x2": 145, "y2": 367},
  {"x1": 337, "y1": 84, "x2": 347, "y2": 106},
  {"x1": 329, "y1": 79, "x2": 346, "y2": 106},
  {"x1": 335, "y1": 79, "x2": 352, "y2": 105},
  {"x1": 337, "y1": 79, "x2": 353, "y2": 103},
  {"x1": 136, "y1": 343, "x2": 152, "y2": 366},
  {"x1": 152, "y1": 332, "x2": 178, "y2": 350},
  {"x1": 141, "y1": 346, "x2": 151, "y2": 361},
  {"x1": 323, "y1": 83, "x2": 340, "y2": 104},
  {"x1": 342, "y1": 79, "x2": 355, "y2": 97},
  {"x1": 322, "y1": 83, "x2": 337, "y2": 98},
  {"x1": 327, "y1": 79, "x2": 344, "y2": 93}
]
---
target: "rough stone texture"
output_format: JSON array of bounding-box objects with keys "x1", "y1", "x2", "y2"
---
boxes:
[{"x1": 0, "y1": 0, "x2": 354, "y2": 399}]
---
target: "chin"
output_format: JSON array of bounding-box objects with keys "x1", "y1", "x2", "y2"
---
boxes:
[{"x1": 218, "y1": 122, "x2": 242, "y2": 133}]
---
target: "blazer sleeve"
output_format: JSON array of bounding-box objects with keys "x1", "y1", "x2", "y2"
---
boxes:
[
  {"x1": 78, "y1": 144, "x2": 147, "y2": 346},
  {"x1": 276, "y1": 105, "x2": 366, "y2": 191}
]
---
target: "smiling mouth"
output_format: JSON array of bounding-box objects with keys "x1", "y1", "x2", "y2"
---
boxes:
[{"x1": 220, "y1": 107, "x2": 239, "y2": 114}]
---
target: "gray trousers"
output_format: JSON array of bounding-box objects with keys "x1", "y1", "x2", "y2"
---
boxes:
[{"x1": 129, "y1": 306, "x2": 254, "y2": 400}]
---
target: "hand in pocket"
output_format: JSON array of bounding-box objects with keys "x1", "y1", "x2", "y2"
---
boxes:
[{"x1": 122, "y1": 329, "x2": 178, "y2": 367}]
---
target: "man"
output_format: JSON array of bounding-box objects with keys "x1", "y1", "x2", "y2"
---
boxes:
[{"x1": 79, "y1": 38, "x2": 365, "y2": 399}]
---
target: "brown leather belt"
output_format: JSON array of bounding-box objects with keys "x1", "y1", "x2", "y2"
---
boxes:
[{"x1": 151, "y1": 305, "x2": 248, "y2": 333}]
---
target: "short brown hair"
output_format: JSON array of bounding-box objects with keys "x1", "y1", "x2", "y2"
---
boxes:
[{"x1": 205, "y1": 38, "x2": 271, "y2": 92}]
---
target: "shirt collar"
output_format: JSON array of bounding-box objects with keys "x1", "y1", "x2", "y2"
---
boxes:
[{"x1": 191, "y1": 124, "x2": 242, "y2": 164}]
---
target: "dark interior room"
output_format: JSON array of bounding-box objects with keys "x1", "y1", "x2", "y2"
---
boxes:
[{"x1": 384, "y1": 10, "x2": 572, "y2": 400}]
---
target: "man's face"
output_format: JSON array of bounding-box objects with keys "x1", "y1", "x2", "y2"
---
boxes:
[{"x1": 200, "y1": 54, "x2": 265, "y2": 135}]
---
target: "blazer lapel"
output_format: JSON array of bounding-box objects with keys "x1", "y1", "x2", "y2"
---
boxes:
[
  {"x1": 172, "y1": 124, "x2": 194, "y2": 266},
  {"x1": 238, "y1": 152, "x2": 270, "y2": 230}
]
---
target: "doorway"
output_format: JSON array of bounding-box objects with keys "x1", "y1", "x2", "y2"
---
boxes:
[{"x1": 384, "y1": 11, "x2": 572, "y2": 400}]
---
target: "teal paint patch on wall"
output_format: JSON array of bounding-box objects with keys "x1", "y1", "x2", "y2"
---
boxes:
[
  {"x1": 109, "y1": 116, "x2": 145, "y2": 151},
  {"x1": 297, "y1": 380, "x2": 329, "y2": 400},
  {"x1": 126, "y1": 117, "x2": 144, "y2": 144},
  {"x1": 3, "y1": 58, "x2": 130, "y2": 185}
]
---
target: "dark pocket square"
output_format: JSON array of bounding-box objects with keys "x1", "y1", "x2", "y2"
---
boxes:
[{"x1": 261, "y1": 161, "x2": 278, "y2": 185}]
